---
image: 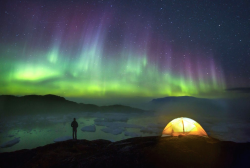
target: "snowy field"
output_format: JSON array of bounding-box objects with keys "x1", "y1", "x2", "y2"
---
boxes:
[{"x1": 0, "y1": 111, "x2": 250, "y2": 153}]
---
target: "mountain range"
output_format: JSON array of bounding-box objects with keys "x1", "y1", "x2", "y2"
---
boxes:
[{"x1": 0, "y1": 94, "x2": 145, "y2": 117}]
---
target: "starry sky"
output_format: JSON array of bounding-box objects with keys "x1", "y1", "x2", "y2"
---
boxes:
[{"x1": 0, "y1": 0, "x2": 249, "y2": 103}]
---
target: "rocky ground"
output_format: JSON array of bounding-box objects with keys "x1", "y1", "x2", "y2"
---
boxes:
[{"x1": 0, "y1": 136, "x2": 249, "y2": 168}]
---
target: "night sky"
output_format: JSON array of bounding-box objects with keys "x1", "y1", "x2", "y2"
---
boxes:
[{"x1": 0, "y1": 0, "x2": 249, "y2": 102}]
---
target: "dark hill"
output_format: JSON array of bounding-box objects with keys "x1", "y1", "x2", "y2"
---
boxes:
[
  {"x1": 151, "y1": 96, "x2": 206, "y2": 104},
  {"x1": 0, "y1": 136, "x2": 249, "y2": 168},
  {"x1": 149, "y1": 96, "x2": 227, "y2": 119},
  {"x1": 0, "y1": 95, "x2": 145, "y2": 117}
]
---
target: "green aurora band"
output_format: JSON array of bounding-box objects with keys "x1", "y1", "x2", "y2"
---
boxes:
[
  {"x1": 0, "y1": 10, "x2": 226, "y2": 99},
  {"x1": 0, "y1": 44, "x2": 225, "y2": 99}
]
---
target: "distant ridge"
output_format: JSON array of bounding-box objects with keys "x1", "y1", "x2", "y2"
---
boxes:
[
  {"x1": 23, "y1": 94, "x2": 66, "y2": 101},
  {"x1": 151, "y1": 96, "x2": 208, "y2": 104},
  {"x1": 0, "y1": 95, "x2": 145, "y2": 117}
]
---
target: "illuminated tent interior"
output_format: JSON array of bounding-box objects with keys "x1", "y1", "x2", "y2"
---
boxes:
[{"x1": 162, "y1": 117, "x2": 208, "y2": 137}]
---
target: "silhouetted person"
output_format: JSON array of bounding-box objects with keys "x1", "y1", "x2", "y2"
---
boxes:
[{"x1": 71, "y1": 118, "x2": 78, "y2": 140}]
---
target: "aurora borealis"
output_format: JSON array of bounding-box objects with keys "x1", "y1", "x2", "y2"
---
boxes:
[{"x1": 0, "y1": 0, "x2": 249, "y2": 102}]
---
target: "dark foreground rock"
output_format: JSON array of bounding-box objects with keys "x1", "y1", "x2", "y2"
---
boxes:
[{"x1": 0, "y1": 136, "x2": 249, "y2": 168}]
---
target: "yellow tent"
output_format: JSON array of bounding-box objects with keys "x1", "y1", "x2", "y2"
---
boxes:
[{"x1": 162, "y1": 117, "x2": 207, "y2": 137}]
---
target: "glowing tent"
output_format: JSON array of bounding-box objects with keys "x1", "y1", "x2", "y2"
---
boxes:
[{"x1": 162, "y1": 117, "x2": 207, "y2": 137}]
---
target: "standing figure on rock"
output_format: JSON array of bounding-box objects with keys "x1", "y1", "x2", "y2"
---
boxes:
[{"x1": 71, "y1": 118, "x2": 78, "y2": 140}]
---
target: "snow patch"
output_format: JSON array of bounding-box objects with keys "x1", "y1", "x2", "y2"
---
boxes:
[
  {"x1": 1, "y1": 137, "x2": 20, "y2": 148},
  {"x1": 101, "y1": 127, "x2": 124, "y2": 135},
  {"x1": 81, "y1": 125, "x2": 96, "y2": 132},
  {"x1": 94, "y1": 120, "x2": 142, "y2": 129}
]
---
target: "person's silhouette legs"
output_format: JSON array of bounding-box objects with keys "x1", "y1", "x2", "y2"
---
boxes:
[{"x1": 73, "y1": 129, "x2": 77, "y2": 140}]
